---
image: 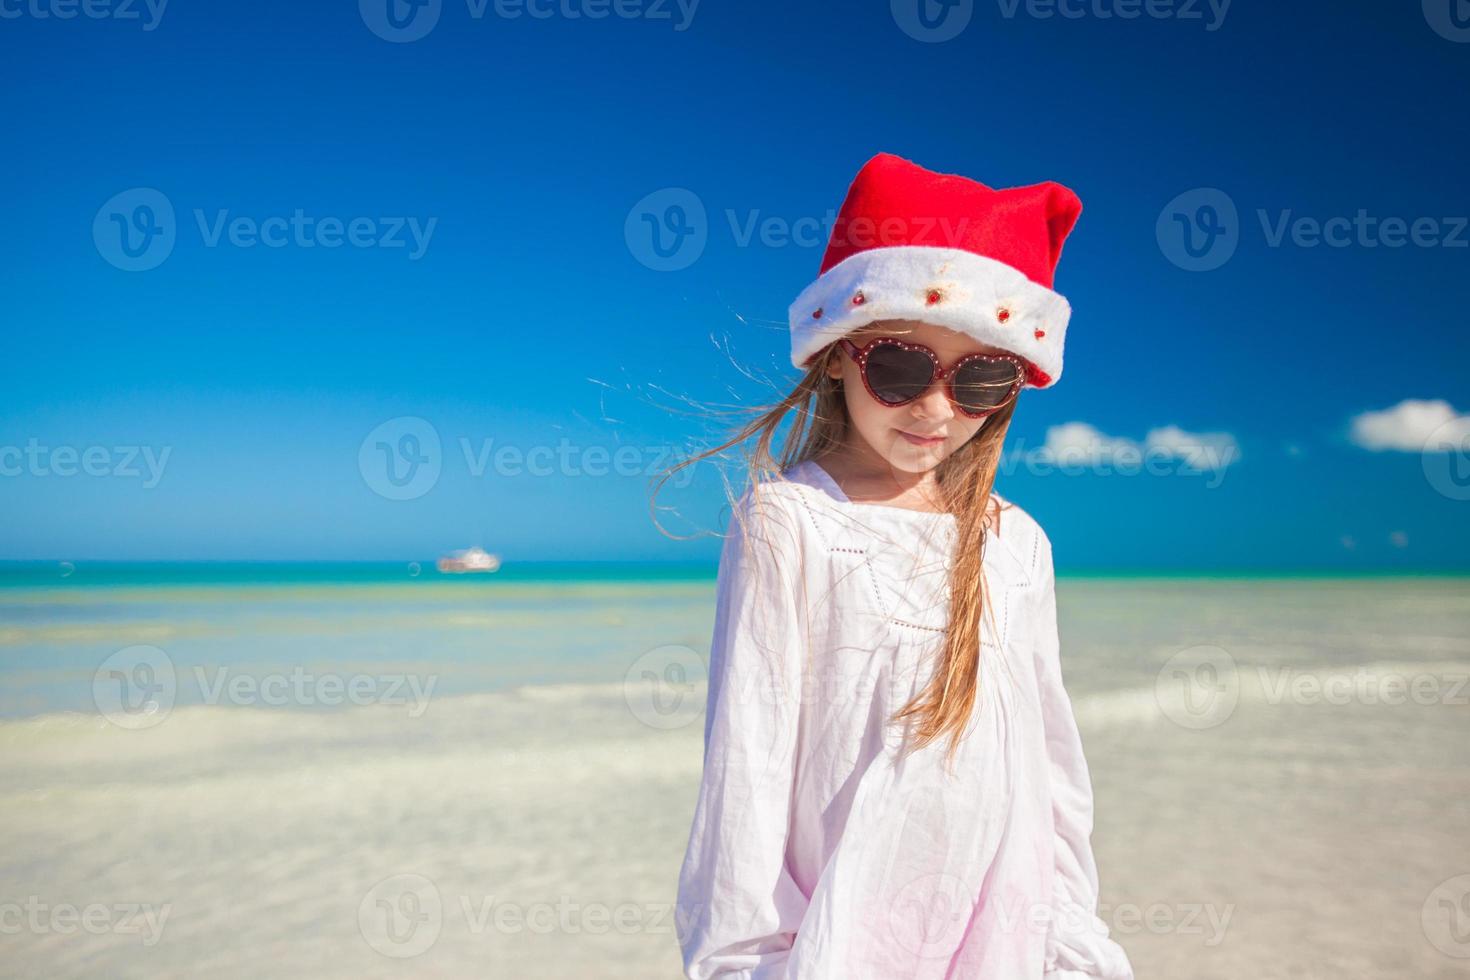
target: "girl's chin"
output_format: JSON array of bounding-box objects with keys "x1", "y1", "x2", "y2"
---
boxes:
[{"x1": 880, "y1": 443, "x2": 950, "y2": 474}]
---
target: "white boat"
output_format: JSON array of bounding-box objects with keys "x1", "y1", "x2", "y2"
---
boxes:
[{"x1": 436, "y1": 547, "x2": 501, "y2": 574}]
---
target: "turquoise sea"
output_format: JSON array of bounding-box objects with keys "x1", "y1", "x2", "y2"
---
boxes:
[
  {"x1": 2, "y1": 561, "x2": 1466, "y2": 719},
  {"x1": 0, "y1": 561, "x2": 720, "y2": 589},
  {"x1": 0, "y1": 561, "x2": 718, "y2": 719}
]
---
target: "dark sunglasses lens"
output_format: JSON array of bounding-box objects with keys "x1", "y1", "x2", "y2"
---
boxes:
[
  {"x1": 952, "y1": 358, "x2": 1021, "y2": 414},
  {"x1": 864, "y1": 344, "x2": 935, "y2": 405}
]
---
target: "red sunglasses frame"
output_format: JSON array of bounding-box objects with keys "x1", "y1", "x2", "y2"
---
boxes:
[{"x1": 837, "y1": 336, "x2": 1027, "y2": 419}]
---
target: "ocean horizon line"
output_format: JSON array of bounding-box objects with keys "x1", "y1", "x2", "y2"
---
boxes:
[{"x1": 0, "y1": 559, "x2": 1467, "y2": 588}]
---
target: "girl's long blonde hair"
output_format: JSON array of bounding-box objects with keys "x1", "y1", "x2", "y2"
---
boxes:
[{"x1": 652, "y1": 336, "x2": 1018, "y2": 770}]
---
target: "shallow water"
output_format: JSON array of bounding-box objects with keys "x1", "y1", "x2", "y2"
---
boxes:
[{"x1": 1, "y1": 575, "x2": 1467, "y2": 978}]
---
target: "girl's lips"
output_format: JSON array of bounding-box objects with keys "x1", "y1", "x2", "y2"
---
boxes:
[{"x1": 898, "y1": 429, "x2": 946, "y2": 447}]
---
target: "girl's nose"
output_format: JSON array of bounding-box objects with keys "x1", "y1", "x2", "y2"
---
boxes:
[{"x1": 912, "y1": 381, "x2": 955, "y2": 421}]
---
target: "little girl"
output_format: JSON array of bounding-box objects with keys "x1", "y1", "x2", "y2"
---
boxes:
[{"x1": 669, "y1": 153, "x2": 1135, "y2": 979}]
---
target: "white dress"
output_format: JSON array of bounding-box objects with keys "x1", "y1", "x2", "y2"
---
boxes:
[{"x1": 675, "y1": 459, "x2": 1134, "y2": 979}]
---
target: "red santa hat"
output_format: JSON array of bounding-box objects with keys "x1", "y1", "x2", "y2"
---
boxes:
[{"x1": 789, "y1": 153, "x2": 1082, "y2": 389}]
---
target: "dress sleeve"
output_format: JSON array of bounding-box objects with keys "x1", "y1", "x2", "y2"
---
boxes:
[
  {"x1": 1032, "y1": 528, "x2": 1135, "y2": 980},
  {"x1": 675, "y1": 486, "x2": 811, "y2": 980}
]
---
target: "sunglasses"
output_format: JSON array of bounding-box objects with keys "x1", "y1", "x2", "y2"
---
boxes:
[{"x1": 837, "y1": 336, "x2": 1026, "y2": 419}]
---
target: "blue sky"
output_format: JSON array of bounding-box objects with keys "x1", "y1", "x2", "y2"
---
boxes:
[{"x1": 1, "y1": 0, "x2": 1467, "y2": 569}]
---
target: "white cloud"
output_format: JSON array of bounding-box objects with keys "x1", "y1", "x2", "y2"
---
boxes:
[
  {"x1": 1031, "y1": 422, "x2": 1240, "y2": 474},
  {"x1": 1144, "y1": 425, "x2": 1241, "y2": 472},
  {"x1": 1033, "y1": 422, "x2": 1137, "y2": 467},
  {"x1": 1349, "y1": 399, "x2": 1470, "y2": 452}
]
